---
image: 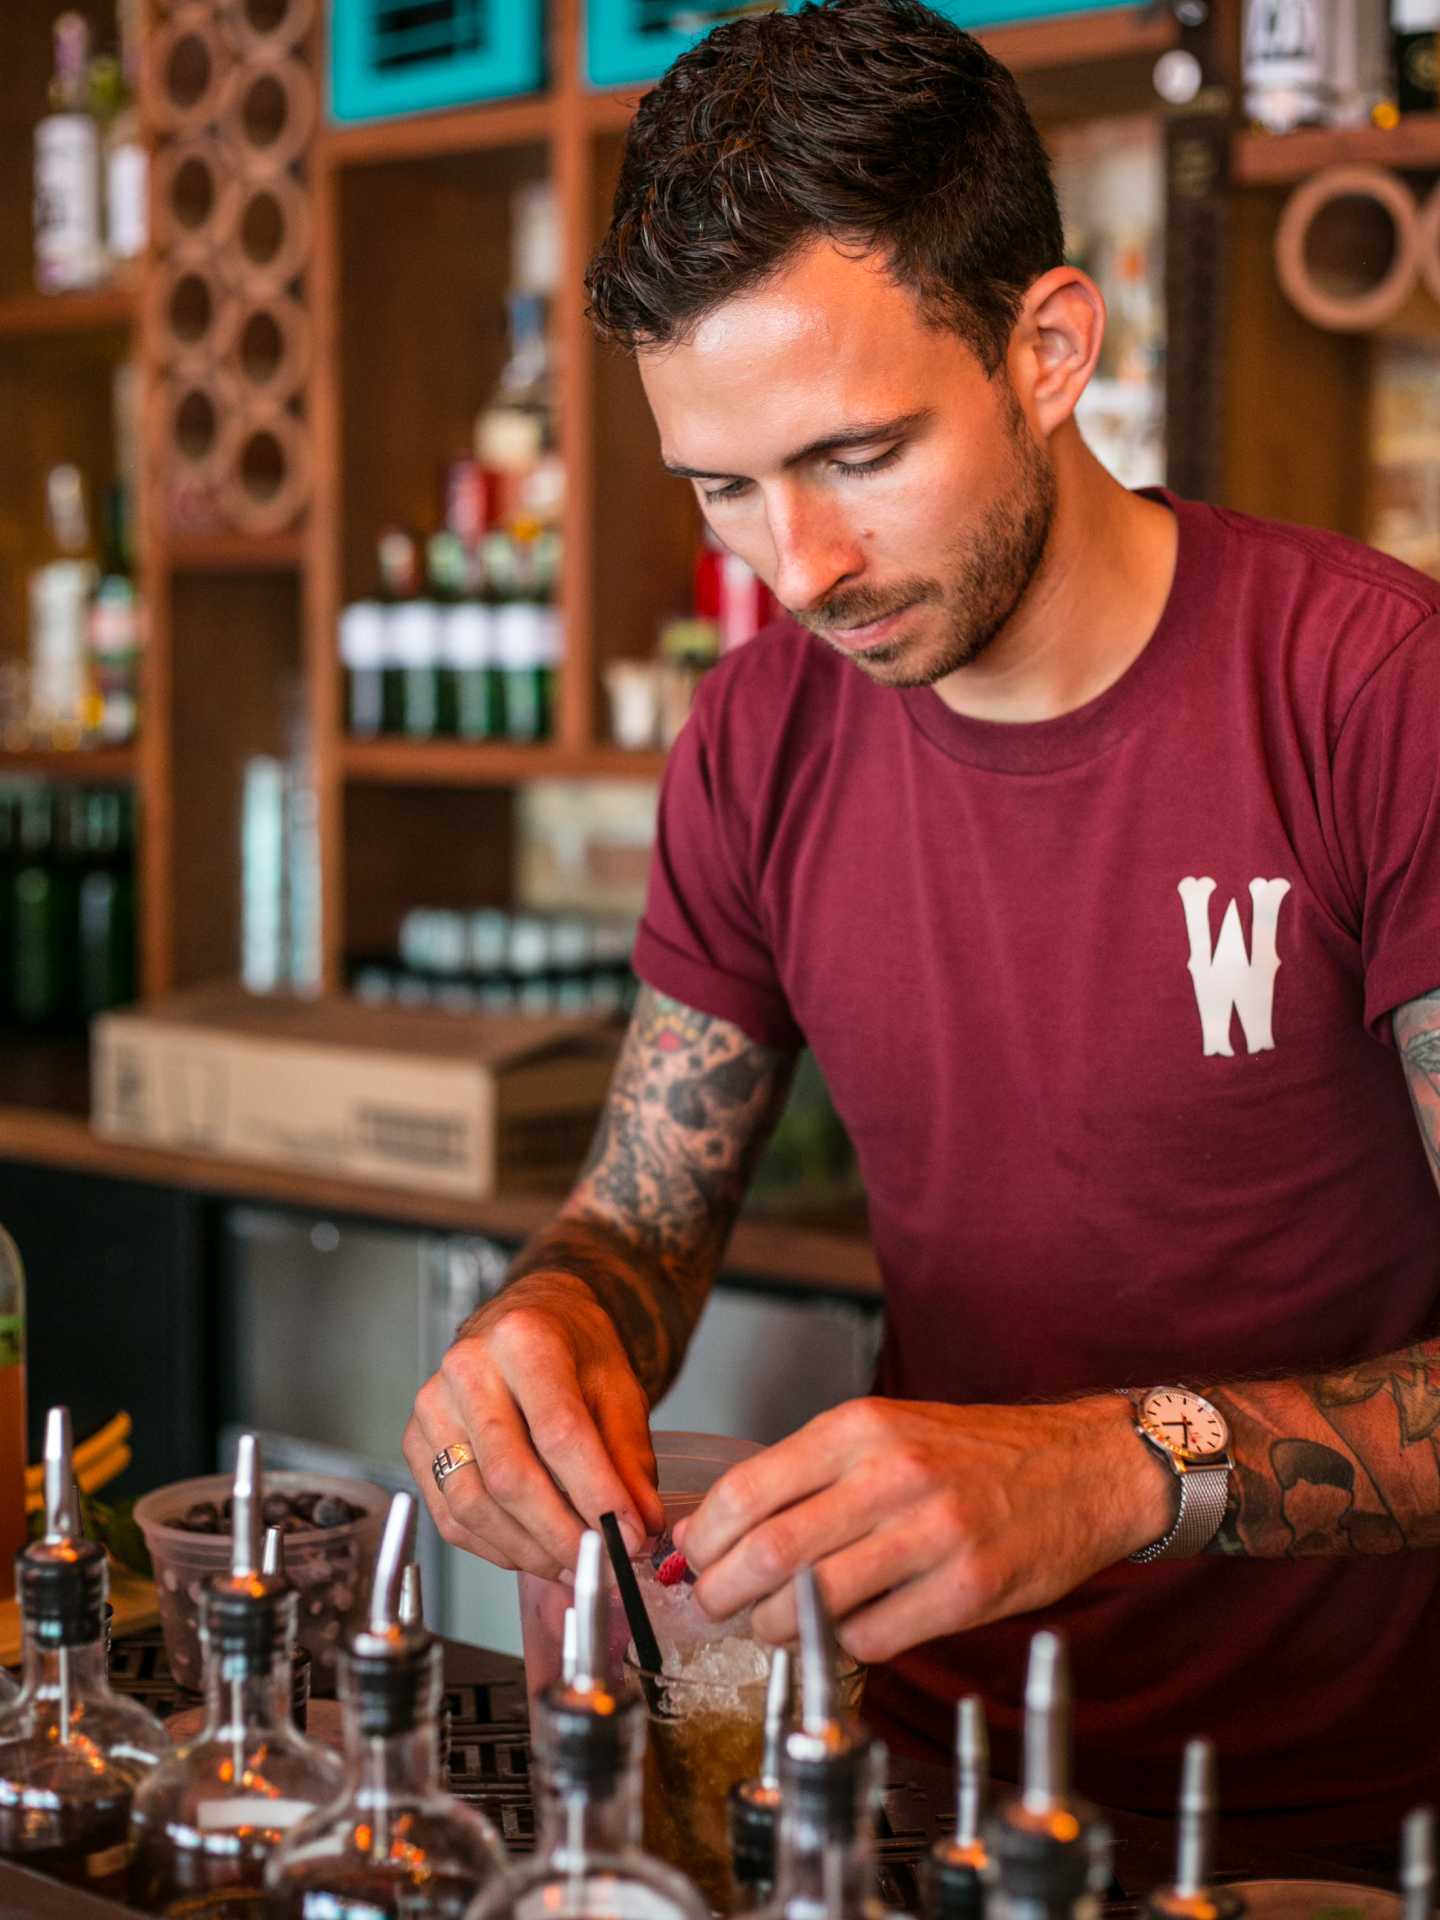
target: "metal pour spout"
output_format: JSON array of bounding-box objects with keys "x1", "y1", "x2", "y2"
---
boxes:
[
  {"x1": 230, "y1": 1433, "x2": 262, "y2": 1580},
  {"x1": 572, "y1": 1530, "x2": 607, "y2": 1691},
  {"x1": 262, "y1": 1525, "x2": 285, "y2": 1581},
  {"x1": 368, "y1": 1493, "x2": 417, "y2": 1632},
  {"x1": 1175, "y1": 1740, "x2": 1216, "y2": 1899},
  {"x1": 399, "y1": 1561, "x2": 424, "y2": 1629},
  {"x1": 795, "y1": 1566, "x2": 839, "y2": 1736},
  {"x1": 44, "y1": 1407, "x2": 80, "y2": 1543},
  {"x1": 1022, "y1": 1630, "x2": 1070, "y2": 1813},
  {"x1": 1403, "y1": 1807, "x2": 1435, "y2": 1920},
  {"x1": 956, "y1": 1695, "x2": 988, "y2": 1851},
  {"x1": 760, "y1": 1646, "x2": 791, "y2": 1788}
]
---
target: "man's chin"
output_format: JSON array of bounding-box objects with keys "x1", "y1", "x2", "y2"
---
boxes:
[{"x1": 822, "y1": 631, "x2": 952, "y2": 689}]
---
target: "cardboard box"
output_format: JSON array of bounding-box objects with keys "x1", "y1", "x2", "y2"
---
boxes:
[{"x1": 92, "y1": 984, "x2": 621, "y2": 1199}]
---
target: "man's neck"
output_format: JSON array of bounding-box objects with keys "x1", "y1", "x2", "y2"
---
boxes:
[{"x1": 930, "y1": 432, "x2": 1180, "y2": 726}]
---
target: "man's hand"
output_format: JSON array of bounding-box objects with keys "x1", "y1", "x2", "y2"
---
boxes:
[
  {"x1": 403, "y1": 1270, "x2": 665, "y2": 1582},
  {"x1": 673, "y1": 1395, "x2": 1175, "y2": 1661}
]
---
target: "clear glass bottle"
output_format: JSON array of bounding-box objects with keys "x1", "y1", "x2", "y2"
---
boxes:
[
  {"x1": 755, "y1": 1569, "x2": 902, "y2": 1920},
  {"x1": 128, "y1": 1435, "x2": 343, "y2": 1916},
  {"x1": 34, "y1": 11, "x2": 104, "y2": 294},
  {"x1": 983, "y1": 1633, "x2": 1111, "y2": 1920},
  {"x1": 0, "y1": 1407, "x2": 168, "y2": 1898},
  {"x1": 467, "y1": 1531, "x2": 707, "y2": 1920},
  {"x1": 267, "y1": 1493, "x2": 505, "y2": 1919}
]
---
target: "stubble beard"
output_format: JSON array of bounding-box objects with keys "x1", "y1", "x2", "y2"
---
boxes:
[{"x1": 794, "y1": 389, "x2": 1059, "y2": 690}]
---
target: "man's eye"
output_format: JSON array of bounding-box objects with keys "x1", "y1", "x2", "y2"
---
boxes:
[
  {"x1": 702, "y1": 479, "x2": 750, "y2": 504},
  {"x1": 829, "y1": 446, "x2": 902, "y2": 479}
]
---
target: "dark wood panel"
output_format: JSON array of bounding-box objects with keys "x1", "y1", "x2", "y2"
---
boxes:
[{"x1": 341, "y1": 781, "x2": 517, "y2": 957}]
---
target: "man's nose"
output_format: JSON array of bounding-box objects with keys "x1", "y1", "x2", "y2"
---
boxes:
[{"x1": 766, "y1": 493, "x2": 864, "y2": 614}]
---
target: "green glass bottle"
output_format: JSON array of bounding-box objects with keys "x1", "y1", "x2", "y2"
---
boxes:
[{"x1": 12, "y1": 787, "x2": 75, "y2": 1030}]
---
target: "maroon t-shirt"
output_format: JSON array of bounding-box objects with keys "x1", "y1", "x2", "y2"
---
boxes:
[{"x1": 633, "y1": 489, "x2": 1440, "y2": 1846}]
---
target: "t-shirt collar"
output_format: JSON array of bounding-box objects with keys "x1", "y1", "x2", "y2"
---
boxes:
[{"x1": 895, "y1": 485, "x2": 1217, "y2": 775}]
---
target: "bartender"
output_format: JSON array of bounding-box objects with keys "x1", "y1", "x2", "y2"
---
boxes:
[{"x1": 406, "y1": 0, "x2": 1440, "y2": 1861}]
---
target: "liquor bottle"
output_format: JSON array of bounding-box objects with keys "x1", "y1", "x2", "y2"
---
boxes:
[
  {"x1": 30, "y1": 466, "x2": 98, "y2": 748},
  {"x1": 474, "y1": 292, "x2": 562, "y2": 533},
  {"x1": 983, "y1": 1633, "x2": 1111, "y2": 1920},
  {"x1": 34, "y1": 12, "x2": 104, "y2": 294},
  {"x1": 1142, "y1": 1741, "x2": 1243, "y2": 1920},
  {"x1": 128, "y1": 1436, "x2": 343, "y2": 1917},
  {"x1": 75, "y1": 788, "x2": 136, "y2": 1018},
  {"x1": 267, "y1": 1493, "x2": 505, "y2": 1918},
  {"x1": 88, "y1": 482, "x2": 142, "y2": 744},
  {"x1": 95, "y1": 0, "x2": 146, "y2": 276},
  {"x1": 13, "y1": 785, "x2": 77, "y2": 1029},
  {"x1": 1243, "y1": 0, "x2": 1391, "y2": 130},
  {"x1": 468, "y1": 1531, "x2": 708, "y2": 1920},
  {"x1": 756, "y1": 1569, "x2": 904, "y2": 1920},
  {"x1": 1393, "y1": 0, "x2": 1440, "y2": 110},
  {"x1": 728, "y1": 1648, "x2": 790, "y2": 1909},
  {"x1": 0, "y1": 1407, "x2": 168, "y2": 1897},
  {"x1": 0, "y1": 1227, "x2": 27, "y2": 1605},
  {"x1": 922, "y1": 1697, "x2": 989, "y2": 1920}
]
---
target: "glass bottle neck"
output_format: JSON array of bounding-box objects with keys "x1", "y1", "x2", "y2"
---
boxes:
[
  {"x1": 534, "y1": 1765, "x2": 641, "y2": 1862},
  {"x1": 22, "y1": 1635, "x2": 108, "y2": 1699},
  {"x1": 773, "y1": 1803, "x2": 878, "y2": 1920},
  {"x1": 343, "y1": 1722, "x2": 440, "y2": 1802},
  {"x1": 203, "y1": 1648, "x2": 293, "y2": 1736}
]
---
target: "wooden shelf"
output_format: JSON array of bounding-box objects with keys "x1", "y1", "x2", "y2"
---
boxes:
[
  {"x1": 1234, "y1": 114, "x2": 1440, "y2": 186},
  {"x1": 341, "y1": 738, "x2": 667, "y2": 786},
  {"x1": 0, "y1": 746, "x2": 138, "y2": 780},
  {"x1": 0, "y1": 1096, "x2": 880, "y2": 1297},
  {"x1": 322, "y1": 96, "x2": 558, "y2": 167},
  {"x1": 977, "y1": 4, "x2": 1176, "y2": 72},
  {"x1": 166, "y1": 532, "x2": 308, "y2": 574},
  {"x1": 0, "y1": 285, "x2": 134, "y2": 340}
]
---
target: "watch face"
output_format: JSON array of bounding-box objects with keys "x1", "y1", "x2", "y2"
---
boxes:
[{"x1": 1140, "y1": 1387, "x2": 1229, "y2": 1461}]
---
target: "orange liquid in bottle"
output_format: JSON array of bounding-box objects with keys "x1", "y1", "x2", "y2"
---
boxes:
[{"x1": 0, "y1": 1358, "x2": 28, "y2": 1603}]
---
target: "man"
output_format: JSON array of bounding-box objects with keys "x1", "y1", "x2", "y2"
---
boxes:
[{"x1": 406, "y1": 0, "x2": 1440, "y2": 1851}]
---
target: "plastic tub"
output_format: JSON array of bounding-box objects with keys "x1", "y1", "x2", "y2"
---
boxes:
[
  {"x1": 135, "y1": 1470, "x2": 387, "y2": 1693},
  {"x1": 517, "y1": 1430, "x2": 762, "y2": 1700}
]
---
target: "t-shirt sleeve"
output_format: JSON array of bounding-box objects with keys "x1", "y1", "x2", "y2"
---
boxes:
[
  {"x1": 1331, "y1": 614, "x2": 1440, "y2": 1041},
  {"x1": 632, "y1": 697, "x2": 805, "y2": 1052}
]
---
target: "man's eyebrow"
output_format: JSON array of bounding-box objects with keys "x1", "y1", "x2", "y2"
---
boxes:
[{"x1": 661, "y1": 408, "x2": 932, "y2": 481}]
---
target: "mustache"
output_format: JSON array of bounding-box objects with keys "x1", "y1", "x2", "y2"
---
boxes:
[{"x1": 794, "y1": 581, "x2": 942, "y2": 630}]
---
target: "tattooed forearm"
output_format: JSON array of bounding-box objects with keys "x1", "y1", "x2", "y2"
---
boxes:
[
  {"x1": 497, "y1": 989, "x2": 796, "y2": 1401},
  {"x1": 1206, "y1": 987, "x2": 1440, "y2": 1555}
]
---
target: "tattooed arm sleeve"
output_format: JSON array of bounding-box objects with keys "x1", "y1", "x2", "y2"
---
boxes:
[
  {"x1": 488, "y1": 987, "x2": 797, "y2": 1404},
  {"x1": 1203, "y1": 987, "x2": 1440, "y2": 1555}
]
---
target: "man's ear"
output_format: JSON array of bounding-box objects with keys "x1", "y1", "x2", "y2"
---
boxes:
[{"x1": 1007, "y1": 266, "x2": 1106, "y2": 441}]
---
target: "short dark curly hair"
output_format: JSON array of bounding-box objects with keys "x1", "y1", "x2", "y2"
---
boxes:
[{"x1": 585, "y1": 0, "x2": 1065, "y2": 375}]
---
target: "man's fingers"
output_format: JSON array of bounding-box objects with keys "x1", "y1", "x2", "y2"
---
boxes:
[
  {"x1": 749, "y1": 1520, "x2": 931, "y2": 1647},
  {"x1": 402, "y1": 1414, "x2": 514, "y2": 1567},
  {"x1": 591, "y1": 1372, "x2": 665, "y2": 1540},
  {"x1": 408, "y1": 1396, "x2": 570, "y2": 1580},
  {"x1": 693, "y1": 1482, "x2": 865, "y2": 1622},
  {"x1": 678, "y1": 1403, "x2": 869, "y2": 1570},
  {"x1": 506, "y1": 1342, "x2": 652, "y2": 1553}
]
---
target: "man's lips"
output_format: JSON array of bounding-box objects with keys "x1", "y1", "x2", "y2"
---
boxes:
[{"x1": 820, "y1": 600, "x2": 918, "y2": 652}]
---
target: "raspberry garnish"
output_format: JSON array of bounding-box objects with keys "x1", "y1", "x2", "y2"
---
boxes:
[{"x1": 655, "y1": 1550, "x2": 690, "y2": 1587}]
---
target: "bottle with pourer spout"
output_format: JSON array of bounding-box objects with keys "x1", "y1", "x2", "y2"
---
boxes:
[
  {"x1": 923, "y1": 1696, "x2": 989, "y2": 1920},
  {"x1": 266, "y1": 1492, "x2": 505, "y2": 1918},
  {"x1": 756, "y1": 1568, "x2": 908, "y2": 1920},
  {"x1": 467, "y1": 1529, "x2": 708, "y2": 1920},
  {"x1": 0, "y1": 1406, "x2": 168, "y2": 1897},
  {"x1": 728, "y1": 1648, "x2": 791, "y2": 1909},
  {"x1": 127, "y1": 1434, "x2": 344, "y2": 1915},
  {"x1": 984, "y1": 1632, "x2": 1111, "y2": 1920},
  {"x1": 1142, "y1": 1740, "x2": 1244, "y2": 1920}
]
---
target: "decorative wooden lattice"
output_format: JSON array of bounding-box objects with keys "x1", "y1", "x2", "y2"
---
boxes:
[{"x1": 146, "y1": 0, "x2": 315, "y2": 536}]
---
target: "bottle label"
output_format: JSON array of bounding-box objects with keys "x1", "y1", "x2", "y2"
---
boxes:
[
  {"x1": 0, "y1": 1317, "x2": 23, "y2": 1368},
  {"x1": 34, "y1": 115, "x2": 101, "y2": 292}
]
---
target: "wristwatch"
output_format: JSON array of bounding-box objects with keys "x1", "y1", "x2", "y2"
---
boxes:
[{"x1": 1120, "y1": 1385, "x2": 1233, "y2": 1562}]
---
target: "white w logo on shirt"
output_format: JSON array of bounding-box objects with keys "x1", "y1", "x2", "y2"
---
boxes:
[{"x1": 1177, "y1": 876, "x2": 1292, "y2": 1057}]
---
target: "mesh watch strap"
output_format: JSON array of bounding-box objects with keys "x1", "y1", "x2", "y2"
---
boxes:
[{"x1": 1128, "y1": 1461, "x2": 1230, "y2": 1563}]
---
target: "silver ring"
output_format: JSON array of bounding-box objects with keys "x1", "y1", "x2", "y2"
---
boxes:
[{"x1": 432, "y1": 1442, "x2": 477, "y2": 1491}]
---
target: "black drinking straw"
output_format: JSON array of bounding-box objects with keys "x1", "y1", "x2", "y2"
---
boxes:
[{"x1": 599, "y1": 1509, "x2": 663, "y2": 1675}]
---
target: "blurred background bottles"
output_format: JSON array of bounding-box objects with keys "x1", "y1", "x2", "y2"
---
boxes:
[
  {"x1": 0, "y1": 783, "x2": 137, "y2": 1031},
  {"x1": 33, "y1": 5, "x2": 148, "y2": 296}
]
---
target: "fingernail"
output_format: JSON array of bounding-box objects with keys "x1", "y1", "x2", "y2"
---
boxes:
[{"x1": 672, "y1": 1518, "x2": 689, "y2": 1549}]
